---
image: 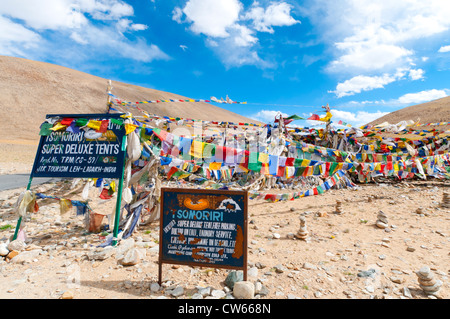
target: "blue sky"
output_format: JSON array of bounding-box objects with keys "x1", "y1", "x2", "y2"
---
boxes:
[{"x1": 1, "y1": 0, "x2": 450, "y2": 127}]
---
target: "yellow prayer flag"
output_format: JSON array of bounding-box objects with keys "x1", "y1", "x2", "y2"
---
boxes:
[
  {"x1": 124, "y1": 123, "x2": 139, "y2": 135},
  {"x1": 301, "y1": 159, "x2": 311, "y2": 167},
  {"x1": 50, "y1": 123, "x2": 67, "y2": 131},
  {"x1": 59, "y1": 199, "x2": 72, "y2": 214},
  {"x1": 87, "y1": 120, "x2": 102, "y2": 131},
  {"x1": 190, "y1": 140, "x2": 204, "y2": 158},
  {"x1": 258, "y1": 153, "x2": 269, "y2": 163},
  {"x1": 209, "y1": 162, "x2": 222, "y2": 170}
]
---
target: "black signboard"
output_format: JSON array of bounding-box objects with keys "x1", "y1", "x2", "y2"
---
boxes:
[
  {"x1": 31, "y1": 113, "x2": 126, "y2": 179},
  {"x1": 159, "y1": 187, "x2": 248, "y2": 283}
]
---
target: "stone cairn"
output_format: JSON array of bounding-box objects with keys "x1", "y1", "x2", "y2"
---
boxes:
[
  {"x1": 442, "y1": 191, "x2": 450, "y2": 209},
  {"x1": 334, "y1": 200, "x2": 343, "y2": 214},
  {"x1": 295, "y1": 216, "x2": 309, "y2": 240},
  {"x1": 375, "y1": 211, "x2": 389, "y2": 229},
  {"x1": 416, "y1": 266, "x2": 442, "y2": 297}
]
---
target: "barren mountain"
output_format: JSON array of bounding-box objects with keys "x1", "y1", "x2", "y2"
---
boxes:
[
  {"x1": 367, "y1": 96, "x2": 450, "y2": 127},
  {"x1": 0, "y1": 55, "x2": 258, "y2": 141}
]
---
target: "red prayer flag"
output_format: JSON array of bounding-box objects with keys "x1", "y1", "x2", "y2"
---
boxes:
[
  {"x1": 97, "y1": 120, "x2": 109, "y2": 133},
  {"x1": 308, "y1": 114, "x2": 320, "y2": 121},
  {"x1": 61, "y1": 118, "x2": 74, "y2": 126},
  {"x1": 99, "y1": 188, "x2": 113, "y2": 200}
]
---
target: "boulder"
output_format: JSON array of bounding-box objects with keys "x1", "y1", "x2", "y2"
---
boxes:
[{"x1": 233, "y1": 281, "x2": 255, "y2": 299}]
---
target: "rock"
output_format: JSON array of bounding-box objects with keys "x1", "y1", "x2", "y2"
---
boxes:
[
  {"x1": 302, "y1": 262, "x2": 317, "y2": 270},
  {"x1": 115, "y1": 238, "x2": 135, "y2": 258},
  {"x1": 211, "y1": 289, "x2": 226, "y2": 299},
  {"x1": 150, "y1": 282, "x2": 160, "y2": 293},
  {"x1": 247, "y1": 266, "x2": 258, "y2": 279},
  {"x1": 61, "y1": 290, "x2": 74, "y2": 299},
  {"x1": 390, "y1": 276, "x2": 403, "y2": 284},
  {"x1": 334, "y1": 200, "x2": 343, "y2": 214},
  {"x1": 6, "y1": 250, "x2": 19, "y2": 260},
  {"x1": 7, "y1": 239, "x2": 26, "y2": 252},
  {"x1": 0, "y1": 243, "x2": 9, "y2": 256},
  {"x1": 416, "y1": 266, "x2": 442, "y2": 296},
  {"x1": 441, "y1": 191, "x2": 450, "y2": 209},
  {"x1": 274, "y1": 264, "x2": 287, "y2": 273},
  {"x1": 117, "y1": 248, "x2": 140, "y2": 266},
  {"x1": 375, "y1": 211, "x2": 389, "y2": 229},
  {"x1": 198, "y1": 287, "x2": 211, "y2": 297},
  {"x1": 87, "y1": 247, "x2": 114, "y2": 261},
  {"x1": 170, "y1": 286, "x2": 184, "y2": 297},
  {"x1": 295, "y1": 216, "x2": 309, "y2": 240},
  {"x1": 255, "y1": 262, "x2": 266, "y2": 269},
  {"x1": 403, "y1": 287, "x2": 412, "y2": 298},
  {"x1": 357, "y1": 269, "x2": 376, "y2": 278},
  {"x1": 254, "y1": 282, "x2": 269, "y2": 296},
  {"x1": 225, "y1": 270, "x2": 243, "y2": 289},
  {"x1": 233, "y1": 281, "x2": 255, "y2": 299},
  {"x1": 11, "y1": 249, "x2": 42, "y2": 264}
]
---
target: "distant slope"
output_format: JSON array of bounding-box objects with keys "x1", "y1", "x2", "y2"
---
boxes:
[
  {"x1": 0, "y1": 55, "x2": 259, "y2": 141},
  {"x1": 367, "y1": 96, "x2": 450, "y2": 127}
]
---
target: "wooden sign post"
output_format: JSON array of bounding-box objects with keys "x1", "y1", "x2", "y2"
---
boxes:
[{"x1": 159, "y1": 187, "x2": 248, "y2": 284}]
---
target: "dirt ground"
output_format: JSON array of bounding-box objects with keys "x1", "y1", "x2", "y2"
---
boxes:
[{"x1": 0, "y1": 142, "x2": 448, "y2": 300}]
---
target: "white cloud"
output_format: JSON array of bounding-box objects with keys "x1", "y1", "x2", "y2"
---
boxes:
[
  {"x1": 180, "y1": 0, "x2": 242, "y2": 38},
  {"x1": 0, "y1": 0, "x2": 88, "y2": 30},
  {"x1": 408, "y1": 68, "x2": 424, "y2": 80},
  {"x1": 396, "y1": 89, "x2": 448, "y2": 104},
  {"x1": 173, "y1": 0, "x2": 299, "y2": 68},
  {"x1": 304, "y1": 0, "x2": 450, "y2": 75},
  {"x1": 116, "y1": 19, "x2": 148, "y2": 33},
  {"x1": 438, "y1": 45, "x2": 450, "y2": 53},
  {"x1": 331, "y1": 109, "x2": 390, "y2": 127},
  {"x1": 0, "y1": 0, "x2": 167, "y2": 63},
  {"x1": 343, "y1": 89, "x2": 449, "y2": 107},
  {"x1": 70, "y1": 31, "x2": 88, "y2": 45},
  {"x1": 244, "y1": 2, "x2": 299, "y2": 33},
  {"x1": 0, "y1": 15, "x2": 41, "y2": 56},
  {"x1": 172, "y1": 7, "x2": 183, "y2": 23},
  {"x1": 332, "y1": 67, "x2": 426, "y2": 97},
  {"x1": 330, "y1": 42, "x2": 413, "y2": 73},
  {"x1": 229, "y1": 24, "x2": 258, "y2": 47},
  {"x1": 250, "y1": 110, "x2": 288, "y2": 123},
  {"x1": 331, "y1": 73, "x2": 399, "y2": 98}
]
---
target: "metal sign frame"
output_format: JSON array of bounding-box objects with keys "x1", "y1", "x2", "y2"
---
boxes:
[{"x1": 14, "y1": 113, "x2": 127, "y2": 246}]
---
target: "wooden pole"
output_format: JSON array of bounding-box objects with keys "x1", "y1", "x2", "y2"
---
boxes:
[{"x1": 106, "y1": 80, "x2": 113, "y2": 114}]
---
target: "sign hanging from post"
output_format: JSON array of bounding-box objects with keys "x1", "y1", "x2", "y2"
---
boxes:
[
  {"x1": 31, "y1": 113, "x2": 126, "y2": 179},
  {"x1": 159, "y1": 187, "x2": 248, "y2": 284}
]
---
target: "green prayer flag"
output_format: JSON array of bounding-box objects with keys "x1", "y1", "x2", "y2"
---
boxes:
[
  {"x1": 39, "y1": 122, "x2": 53, "y2": 136},
  {"x1": 75, "y1": 118, "x2": 88, "y2": 127},
  {"x1": 286, "y1": 114, "x2": 305, "y2": 120}
]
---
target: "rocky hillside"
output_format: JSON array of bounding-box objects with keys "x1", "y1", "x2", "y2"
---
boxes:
[
  {"x1": 0, "y1": 55, "x2": 257, "y2": 141},
  {"x1": 367, "y1": 96, "x2": 450, "y2": 127}
]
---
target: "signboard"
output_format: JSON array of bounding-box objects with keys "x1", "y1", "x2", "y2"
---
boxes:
[
  {"x1": 159, "y1": 187, "x2": 248, "y2": 283},
  {"x1": 31, "y1": 113, "x2": 126, "y2": 179}
]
